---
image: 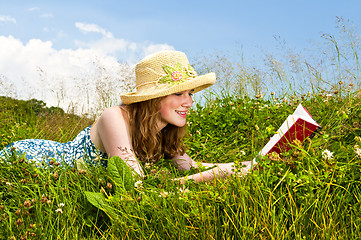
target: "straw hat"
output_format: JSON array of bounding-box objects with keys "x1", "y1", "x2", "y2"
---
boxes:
[{"x1": 120, "y1": 50, "x2": 216, "y2": 104}]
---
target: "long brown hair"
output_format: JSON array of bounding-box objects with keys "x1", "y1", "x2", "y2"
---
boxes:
[{"x1": 125, "y1": 97, "x2": 186, "y2": 162}]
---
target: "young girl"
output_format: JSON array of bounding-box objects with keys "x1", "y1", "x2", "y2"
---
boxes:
[{"x1": 0, "y1": 51, "x2": 251, "y2": 182}]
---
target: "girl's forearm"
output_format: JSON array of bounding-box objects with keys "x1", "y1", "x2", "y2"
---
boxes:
[
  {"x1": 175, "y1": 164, "x2": 234, "y2": 183},
  {"x1": 174, "y1": 161, "x2": 252, "y2": 183}
]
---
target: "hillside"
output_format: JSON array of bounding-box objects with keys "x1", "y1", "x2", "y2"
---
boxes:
[{"x1": 0, "y1": 96, "x2": 93, "y2": 149}]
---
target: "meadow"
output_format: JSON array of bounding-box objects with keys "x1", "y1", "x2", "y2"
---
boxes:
[{"x1": 1, "y1": 19, "x2": 361, "y2": 239}]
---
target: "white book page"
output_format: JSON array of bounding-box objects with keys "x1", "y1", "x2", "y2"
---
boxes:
[{"x1": 293, "y1": 104, "x2": 319, "y2": 126}]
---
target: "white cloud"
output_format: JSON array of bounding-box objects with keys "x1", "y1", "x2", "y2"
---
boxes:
[
  {"x1": 143, "y1": 43, "x2": 176, "y2": 56},
  {"x1": 0, "y1": 15, "x2": 16, "y2": 24},
  {"x1": 75, "y1": 22, "x2": 113, "y2": 38},
  {"x1": 40, "y1": 13, "x2": 53, "y2": 18},
  {"x1": 74, "y1": 22, "x2": 175, "y2": 57},
  {"x1": 27, "y1": 7, "x2": 40, "y2": 11},
  {"x1": 0, "y1": 28, "x2": 175, "y2": 115}
]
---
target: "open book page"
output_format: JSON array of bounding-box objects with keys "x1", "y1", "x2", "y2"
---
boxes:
[{"x1": 250, "y1": 103, "x2": 321, "y2": 167}]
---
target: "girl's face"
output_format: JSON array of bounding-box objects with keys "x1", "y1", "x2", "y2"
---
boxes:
[{"x1": 158, "y1": 90, "x2": 194, "y2": 130}]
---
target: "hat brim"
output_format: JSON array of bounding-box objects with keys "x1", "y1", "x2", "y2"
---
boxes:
[{"x1": 120, "y1": 72, "x2": 216, "y2": 104}]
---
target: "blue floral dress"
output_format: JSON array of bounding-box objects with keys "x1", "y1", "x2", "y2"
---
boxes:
[{"x1": 0, "y1": 126, "x2": 107, "y2": 167}]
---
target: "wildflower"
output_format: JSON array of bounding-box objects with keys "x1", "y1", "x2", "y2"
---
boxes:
[
  {"x1": 15, "y1": 218, "x2": 23, "y2": 226},
  {"x1": 15, "y1": 209, "x2": 22, "y2": 215},
  {"x1": 134, "y1": 180, "x2": 143, "y2": 188},
  {"x1": 239, "y1": 150, "x2": 246, "y2": 156},
  {"x1": 178, "y1": 186, "x2": 189, "y2": 194},
  {"x1": 58, "y1": 203, "x2": 65, "y2": 208},
  {"x1": 322, "y1": 149, "x2": 333, "y2": 160},
  {"x1": 354, "y1": 145, "x2": 361, "y2": 158},
  {"x1": 55, "y1": 208, "x2": 63, "y2": 214},
  {"x1": 159, "y1": 191, "x2": 169, "y2": 197},
  {"x1": 144, "y1": 163, "x2": 152, "y2": 169},
  {"x1": 41, "y1": 196, "x2": 48, "y2": 203},
  {"x1": 23, "y1": 200, "x2": 31, "y2": 208}
]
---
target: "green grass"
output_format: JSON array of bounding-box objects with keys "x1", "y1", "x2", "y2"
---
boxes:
[{"x1": 0, "y1": 90, "x2": 361, "y2": 239}]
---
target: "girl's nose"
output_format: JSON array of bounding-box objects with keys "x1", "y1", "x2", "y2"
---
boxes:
[{"x1": 182, "y1": 94, "x2": 193, "y2": 107}]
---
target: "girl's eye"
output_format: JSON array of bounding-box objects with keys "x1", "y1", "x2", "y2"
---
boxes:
[{"x1": 173, "y1": 91, "x2": 193, "y2": 96}]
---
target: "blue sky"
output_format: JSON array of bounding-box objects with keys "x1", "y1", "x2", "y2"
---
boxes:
[
  {"x1": 1, "y1": 0, "x2": 361, "y2": 113},
  {"x1": 2, "y1": 0, "x2": 360, "y2": 59}
]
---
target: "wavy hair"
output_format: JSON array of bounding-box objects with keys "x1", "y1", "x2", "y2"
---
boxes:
[{"x1": 125, "y1": 97, "x2": 186, "y2": 162}]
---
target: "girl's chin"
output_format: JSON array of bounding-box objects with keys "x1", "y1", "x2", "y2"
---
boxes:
[{"x1": 171, "y1": 121, "x2": 186, "y2": 128}]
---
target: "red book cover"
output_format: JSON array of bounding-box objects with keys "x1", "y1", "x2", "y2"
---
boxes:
[
  {"x1": 259, "y1": 103, "x2": 321, "y2": 157},
  {"x1": 265, "y1": 117, "x2": 320, "y2": 155}
]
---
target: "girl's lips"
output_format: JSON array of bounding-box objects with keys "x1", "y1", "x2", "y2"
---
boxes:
[{"x1": 176, "y1": 110, "x2": 188, "y2": 118}]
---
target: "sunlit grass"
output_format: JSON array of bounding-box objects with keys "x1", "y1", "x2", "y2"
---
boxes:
[{"x1": 1, "y1": 89, "x2": 361, "y2": 239}]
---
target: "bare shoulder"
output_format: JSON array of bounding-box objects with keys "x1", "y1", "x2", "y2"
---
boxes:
[
  {"x1": 90, "y1": 106, "x2": 130, "y2": 152},
  {"x1": 99, "y1": 106, "x2": 128, "y2": 124}
]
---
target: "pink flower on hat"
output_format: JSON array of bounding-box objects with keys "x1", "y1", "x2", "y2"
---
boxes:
[
  {"x1": 159, "y1": 62, "x2": 196, "y2": 86},
  {"x1": 171, "y1": 71, "x2": 182, "y2": 81}
]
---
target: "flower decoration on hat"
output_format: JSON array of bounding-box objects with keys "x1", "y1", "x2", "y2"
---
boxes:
[{"x1": 159, "y1": 62, "x2": 197, "y2": 86}]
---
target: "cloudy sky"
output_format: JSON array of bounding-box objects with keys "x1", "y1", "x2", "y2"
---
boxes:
[{"x1": 1, "y1": 0, "x2": 361, "y2": 113}]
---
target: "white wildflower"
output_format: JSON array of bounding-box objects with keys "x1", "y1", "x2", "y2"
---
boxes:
[
  {"x1": 58, "y1": 203, "x2": 65, "y2": 208},
  {"x1": 322, "y1": 149, "x2": 334, "y2": 160},
  {"x1": 178, "y1": 186, "x2": 190, "y2": 194},
  {"x1": 144, "y1": 163, "x2": 151, "y2": 169},
  {"x1": 159, "y1": 191, "x2": 169, "y2": 197},
  {"x1": 55, "y1": 208, "x2": 63, "y2": 214},
  {"x1": 134, "y1": 180, "x2": 143, "y2": 188},
  {"x1": 239, "y1": 150, "x2": 246, "y2": 156},
  {"x1": 354, "y1": 145, "x2": 361, "y2": 158}
]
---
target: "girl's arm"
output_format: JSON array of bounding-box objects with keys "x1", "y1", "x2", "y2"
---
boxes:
[{"x1": 172, "y1": 153, "x2": 251, "y2": 183}]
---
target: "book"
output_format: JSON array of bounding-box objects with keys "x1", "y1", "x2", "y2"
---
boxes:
[{"x1": 247, "y1": 103, "x2": 321, "y2": 168}]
